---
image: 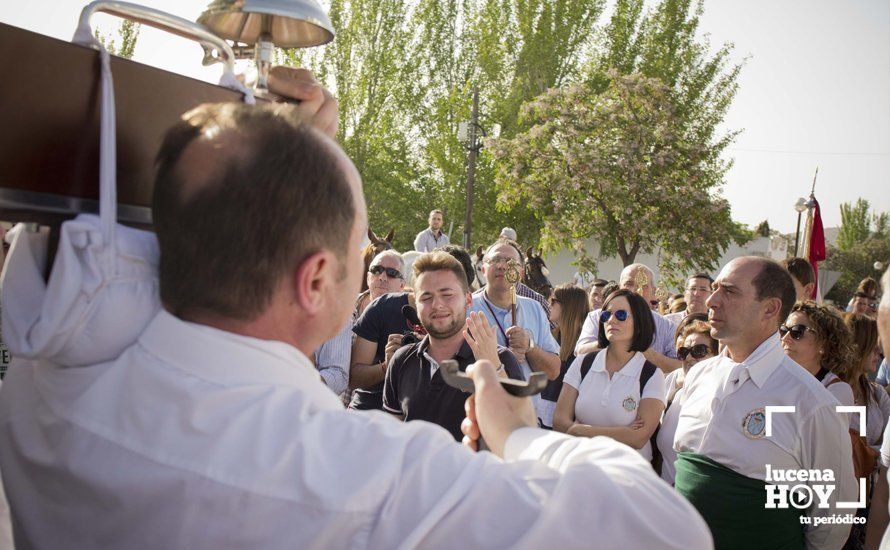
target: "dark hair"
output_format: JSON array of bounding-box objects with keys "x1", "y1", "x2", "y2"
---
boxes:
[
  {"x1": 597, "y1": 289, "x2": 655, "y2": 351},
  {"x1": 602, "y1": 282, "x2": 620, "y2": 303},
  {"x1": 844, "y1": 313, "x2": 879, "y2": 406},
  {"x1": 751, "y1": 258, "x2": 797, "y2": 325},
  {"x1": 485, "y1": 238, "x2": 525, "y2": 263},
  {"x1": 153, "y1": 103, "x2": 354, "y2": 320},
  {"x1": 781, "y1": 258, "x2": 815, "y2": 287},
  {"x1": 437, "y1": 244, "x2": 475, "y2": 286},
  {"x1": 856, "y1": 277, "x2": 878, "y2": 298},
  {"x1": 413, "y1": 251, "x2": 469, "y2": 292},
  {"x1": 690, "y1": 273, "x2": 714, "y2": 285},
  {"x1": 552, "y1": 284, "x2": 590, "y2": 361}
]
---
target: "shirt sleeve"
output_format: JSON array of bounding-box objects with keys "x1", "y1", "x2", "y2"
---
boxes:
[
  {"x1": 413, "y1": 232, "x2": 426, "y2": 252},
  {"x1": 881, "y1": 421, "x2": 890, "y2": 468},
  {"x1": 574, "y1": 311, "x2": 599, "y2": 354},
  {"x1": 562, "y1": 355, "x2": 584, "y2": 391},
  {"x1": 655, "y1": 314, "x2": 679, "y2": 358},
  {"x1": 352, "y1": 297, "x2": 383, "y2": 343},
  {"x1": 534, "y1": 307, "x2": 560, "y2": 355},
  {"x1": 315, "y1": 321, "x2": 352, "y2": 396},
  {"x1": 363, "y1": 421, "x2": 714, "y2": 549},
  {"x1": 498, "y1": 348, "x2": 523, "y2": 380},
  {"x1": 800, "y1": 404, "x2": 856, "y2": 550},
  {"x1": 382, "y1": 349, "x2": 405, "y2": 415},
  {"x1": 641, "y1": 365, "x2": 666, "y2": 405}
]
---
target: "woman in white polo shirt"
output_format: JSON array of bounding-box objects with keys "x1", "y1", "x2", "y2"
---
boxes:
[{"x1": 553, "y1": 290, "x2": 666, "y2": 462}]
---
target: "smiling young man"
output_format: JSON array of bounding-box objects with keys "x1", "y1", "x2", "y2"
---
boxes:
[
  {"x1": 383, "y1": 252, "x2": 522, "y2": 440},
  {"x1": 673, "y1": 257, "x2": 856, "y2": 549}
]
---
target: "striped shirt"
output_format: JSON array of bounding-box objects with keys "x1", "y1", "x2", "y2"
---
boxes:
[{"x1": 314, "y1": 320, "x2": 352, "y2": 396}]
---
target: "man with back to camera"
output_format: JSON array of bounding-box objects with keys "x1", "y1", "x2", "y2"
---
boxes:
[
  {"x1": 414, "y1": 209, "x2": 449, "y2": 252},
  {"x1": 781, "y1": 257, "x2": 816, "y2": 301},
  {"x1": 672, "y1": 257, "x2": 855, "y2": 549},
  {"x1": 576, "y1": 263, "x2": 683, "y2": 373},
  {"x1": 383, "y1": 251, "x2": 523, "y2": 440},
  {"x1": 0, "y1": 69, "x2": 712, "y2": 548}
]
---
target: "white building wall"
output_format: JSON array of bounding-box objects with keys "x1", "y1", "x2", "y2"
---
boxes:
[{"x1": 544, "y1": 235, "x2": 789, "y2": 291}]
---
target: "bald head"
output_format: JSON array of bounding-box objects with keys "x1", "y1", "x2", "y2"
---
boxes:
[
  {"x1": 152, "y1": 102, "x2": 358, "y2": 320},
  {"x1": 619, "y1": 263, "x2": 656, "y2": 302}
]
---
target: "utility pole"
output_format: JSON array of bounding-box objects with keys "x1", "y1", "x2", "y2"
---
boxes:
[{"x1": 463, "y1": 88, "x2": 479, "y2": 249}]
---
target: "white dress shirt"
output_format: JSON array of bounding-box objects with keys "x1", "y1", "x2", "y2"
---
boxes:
[
  {"x1": 0, "y1": 310, "x2": 712, "y2": 550},
  {"x1": 674, "y1": 333, "x2": 856, "y2": 550},
  {"x1": 657, "y1": 369, "x2": 685, "y2": 485},
  {"x1": 563, "y1": 351, "x2": 665, "y2": 461}
]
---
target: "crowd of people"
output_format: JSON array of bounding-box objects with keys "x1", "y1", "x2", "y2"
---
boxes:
[{"x1": 0, "y1": 67, "x2": 888, "y2": 549}]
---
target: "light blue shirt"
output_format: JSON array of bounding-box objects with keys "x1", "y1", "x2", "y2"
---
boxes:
[
  {"x1": 413, "y1": 228, "x2": 449, "y2": 252},
  {"x1": 470, "y1": 290, "x2": 560, "y2": 420},
  {"x1": 574, "y1": 308, "x2": 679, "y2": 359},
  {"x1": 314, "y1": 319, "x2": 352, "y2": 396},
  {"x1": 876, "y1": 358, "x2": 890, "y2": 387}
]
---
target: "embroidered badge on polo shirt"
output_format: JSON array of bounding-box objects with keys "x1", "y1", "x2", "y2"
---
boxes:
[
  {"x1": 742, "y1": 408, "x2": 766, "y2": 439},
  {"x1": 622, "y1": 396, "x2": 637, "y2": 412}
]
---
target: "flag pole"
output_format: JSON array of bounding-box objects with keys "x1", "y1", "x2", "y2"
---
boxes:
[{"x1": 801, "y1": 168, "x2": 818, "y2": 261}]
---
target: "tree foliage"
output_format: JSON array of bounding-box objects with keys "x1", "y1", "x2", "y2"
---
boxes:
[
  {"x1": 825, "y1": 198, "x2": 890, "y2": 302},
  {"x1": 95, "y1": 20, "x2": 140, "y2": 59},
  {"x1": 489, "y1": 72, "x2": 738, "y2": 281},
  {"x1": 277, "y1": 0, "x2": 745, "y2": 270}
]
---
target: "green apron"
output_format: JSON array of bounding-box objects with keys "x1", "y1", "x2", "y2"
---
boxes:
[{"x1": 674, "y1": 452, "x2": 804, "y2": 550}]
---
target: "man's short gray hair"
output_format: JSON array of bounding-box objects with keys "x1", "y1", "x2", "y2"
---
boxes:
[{"x1": 370, "y1": 249, "x2": 405, "y2": 273}]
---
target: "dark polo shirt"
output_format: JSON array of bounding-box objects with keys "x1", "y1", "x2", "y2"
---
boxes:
[{"x1": 383, "y1": 337, "x2": 522, "y2": 441}]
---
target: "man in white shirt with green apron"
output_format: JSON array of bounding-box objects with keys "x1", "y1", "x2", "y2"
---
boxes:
[{"x1": 674, "y1": 257, "x2": 857, "y2": 549}]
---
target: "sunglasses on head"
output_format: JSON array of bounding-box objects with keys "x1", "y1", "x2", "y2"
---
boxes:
[
  {"x1": 368, "y1": 265, "x2": 402, "y2": 279},
  {"x1": 678, "y1": 344, "x2": 711, "y2": 360},
  {"x1": 600, "y1": 309, "x2": 629, "y2": 323},
  {"x1": 779, "y1": 324, "x2": 814, "y2": 340}
]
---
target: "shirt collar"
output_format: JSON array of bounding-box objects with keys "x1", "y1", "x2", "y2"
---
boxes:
[
  {"x1": 720, "y1": 332, "x2": 785, "y2": 388},
  {"x1": 589, "y1": 349, "x2": 645, "y2": 377},
  {"x1": 138, "y1": 309, "x2": 321, "y2": 390},
  {"x1": 418, "y1": 336, "x2": 474, "y2": 362}
]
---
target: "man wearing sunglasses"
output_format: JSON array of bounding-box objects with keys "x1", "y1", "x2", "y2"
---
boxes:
[
  {"x1": 349, "y1": 250, "x2": 408, "y2": 411},
  {"x1": 673, "y1": 257, "x2": 856, "y2": 549},
  {"x1": 576, "y1": 264, "x2": 683, "y2": 374}
]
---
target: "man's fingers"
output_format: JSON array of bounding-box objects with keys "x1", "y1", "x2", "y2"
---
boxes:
[{"x1": 268, "y1": 67, "x2": 319, "y2": 100}]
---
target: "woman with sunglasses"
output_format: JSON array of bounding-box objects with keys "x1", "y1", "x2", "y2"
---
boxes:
[
  {"x1": 553, "y1": 290, "x2": 665, "y2": 462},
  {"x1": 539, "y1": 285, "x2": 591, "y2": 428},
  {"x1": 657, "y1": 319, "x2": 718, "y2": 485},
  {"x1": 781, "y1": 301, "x2": 856, "y2": 410}
]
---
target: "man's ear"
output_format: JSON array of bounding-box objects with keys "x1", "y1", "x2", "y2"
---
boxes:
[
  {"x1": 761, "y1": 297, "x2": 783, "y2": 323},
  {"x1": 292, "y1": 250, "x2": 337, "y2": 315}
]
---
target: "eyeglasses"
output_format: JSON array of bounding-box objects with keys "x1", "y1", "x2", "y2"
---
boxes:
[
  {"x1": 368, "y1": 265, "x2": 402, "y2": 279},
  {"x1": 779, "y1": 324, "x2": 815, "y2": 340},
  {"x1": 649, "y1": 300, "x2": 660, "y2": 307},
  {"x1": 686, "y1": 286, "x2": 711, "y2": 294},
  {"x1": 678, "y1": 344, "x2": 712, "y2": 360},
  {"x1": 484, "y1": 256, "x2": 515, "y2": 266},
  {"x1": 600, "y1": 309, "x2": 629, "y2": 323}
]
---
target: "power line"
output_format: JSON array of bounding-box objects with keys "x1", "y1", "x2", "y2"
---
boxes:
[{"x1": 729, "y1": 147, "x2": 890, "y2": 157}]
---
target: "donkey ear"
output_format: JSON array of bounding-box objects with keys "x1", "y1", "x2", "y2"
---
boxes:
[
  {"x1": 385, "y1": 228, "x2": 395, "y2": 243},
  {"x1": 475, "y1": 246, "x2": 484, "y2": 259},
  {"x1": 525, "y1": 246, "x2": 534, "y2": 260},
  {"x1": 368, "y1": 228, "x2": 379, "y2": 243}
]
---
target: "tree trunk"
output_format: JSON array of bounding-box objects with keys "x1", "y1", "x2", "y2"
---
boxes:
[{"x1": 616, "y1": 237, "x2": 640, "y2": 267}]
